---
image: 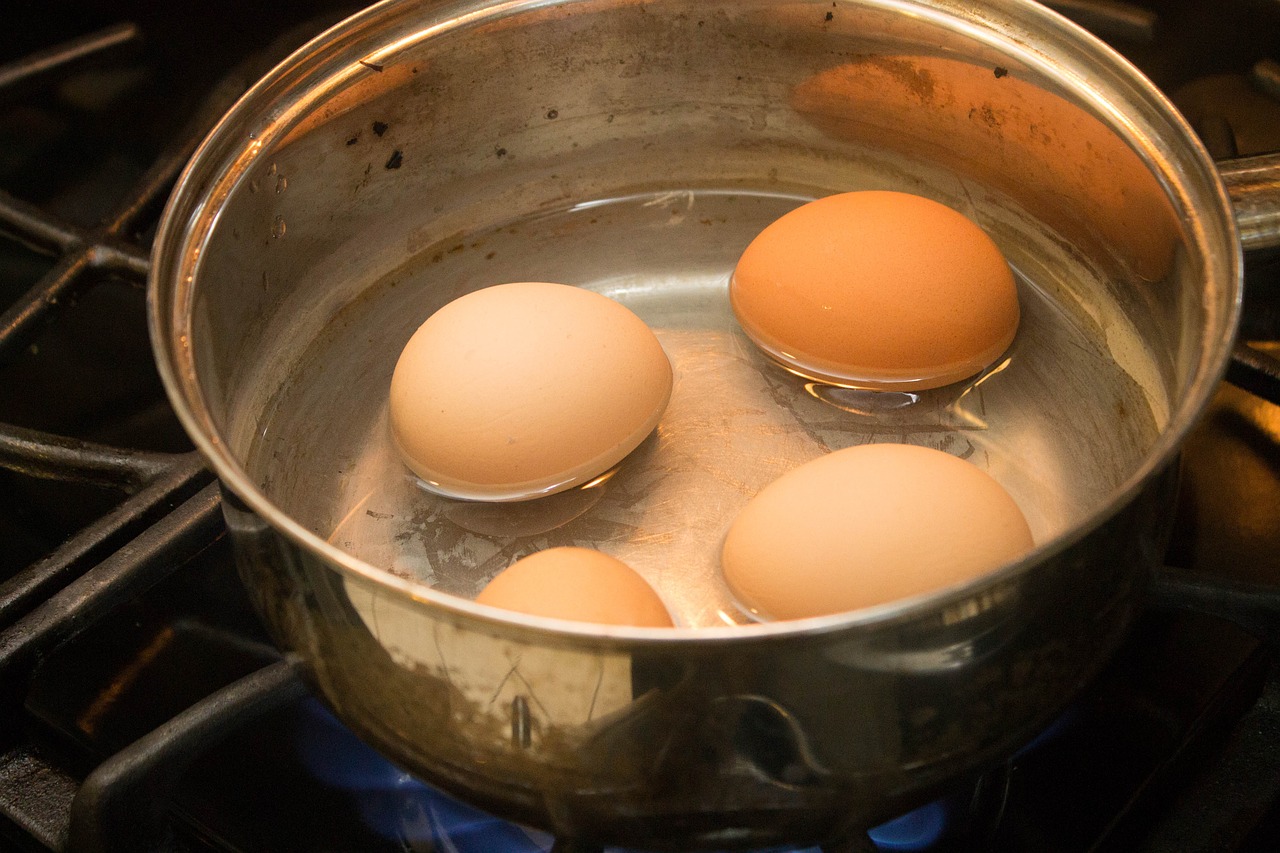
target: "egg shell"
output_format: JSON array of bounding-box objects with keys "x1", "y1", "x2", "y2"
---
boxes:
[
  {"x1": 389, "y1": 282, "x2": 673, "y2": 501},
  {"x1": 729, "y1": 191, "x2": 1020, "y2": 390},
  {"x1": 721, "y1": 443, "x2": 1034, "y2": 620},
  {"x1": 476, "y1": 546, "x2": 674, "y2": 628}
]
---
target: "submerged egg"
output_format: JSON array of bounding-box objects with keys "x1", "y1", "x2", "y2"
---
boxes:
[
  {"x1": 730, "y1": 190, "x2": 1020, "y2": 390},
  {"x1": 476, "y1": 547, "x2": 674, "y2": 627},
  {"x1": 389, "y1": 282, "x2": 673, "y2": 501},
  {"x1": 721, "y1": 443, "x2": 1034, "y2": 620}
]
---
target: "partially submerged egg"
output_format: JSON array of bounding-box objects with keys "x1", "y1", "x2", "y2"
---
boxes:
[
  {"x1": 721, "y1": 443, "x2": 1034, "y2": 620},
  {"x1": 389, "y1": 282, "x2": 673, "y2": 501},
  {"x1": 729, "y1": 191, "x2": 1020, "y2": 390},
  {"x1": 476, "y1": 546, "x2": 674, "y2": 627}
]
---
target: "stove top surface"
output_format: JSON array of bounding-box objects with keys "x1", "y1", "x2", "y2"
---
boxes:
[{"x1": 1, "y1": 1, "x2": 1279, "y2": 851}]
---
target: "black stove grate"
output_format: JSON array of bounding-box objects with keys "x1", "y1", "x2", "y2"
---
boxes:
[
  {"x1": 0, "y1": 15, "x2": 316, "y2": 852},
  {"x1": 65, "y1": 659, "x2": 305, "y2": 853},
  {"x1": 0, "y1": 19, "x2": 221, "y2": 682}
]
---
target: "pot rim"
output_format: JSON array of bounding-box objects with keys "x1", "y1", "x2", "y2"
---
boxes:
[{"x1": 147, "y1": 0, "x2": 1243, "y2": 644}]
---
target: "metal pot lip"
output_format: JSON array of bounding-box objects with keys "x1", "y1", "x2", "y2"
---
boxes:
[{"x1": 148, "y1": 0, "x2": 1244, "y2": 645}]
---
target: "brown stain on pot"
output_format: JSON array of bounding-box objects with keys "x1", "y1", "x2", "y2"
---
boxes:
[
  {"x1": 863, "y1": 54, "x2": 939, "y2": 105},
  {"x1": 790, "y1": 54, "x2": 1181, "y2": 282}
]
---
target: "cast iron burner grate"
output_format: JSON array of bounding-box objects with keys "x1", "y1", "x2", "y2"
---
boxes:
[
  {"x1": 1, "y1": 3, "x2": 1279, "y2": 853},
  {"x1": 0, "y1": 11, "x2": 340, "y2": 851}
]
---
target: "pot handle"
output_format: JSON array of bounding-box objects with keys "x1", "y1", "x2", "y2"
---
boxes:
[
  {"x1": 1148, "y1": 566, "x2": 1280, "y2": 653},
  {"x1": 1219, "y1": 152, "x2": 1280, "y2": 253},
  {"x1": 1218, "y1": 152, "x2": 1280, "y2": 401}
]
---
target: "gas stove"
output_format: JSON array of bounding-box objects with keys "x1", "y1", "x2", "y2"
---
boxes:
[{"x1": 1, "y1": 1, "x2": 1279, "y2": 851}]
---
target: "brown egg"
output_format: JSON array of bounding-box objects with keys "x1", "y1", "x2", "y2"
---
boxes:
[
  {"x1": 721, "y1": 443, "x2": 1034, "y2": 620},
  {"x1": 389, "y1": 282, "x2": 673, "y2": 501},
  {"x1": 476, "y1": 547, "x2": 674, "y2": 628},
  {"x1": 729, "y1": 191, "x2": 1019, "y2": 390}
]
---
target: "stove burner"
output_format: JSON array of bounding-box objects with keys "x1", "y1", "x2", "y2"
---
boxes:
[{"x1": 294, "y1": 697, "x2": 953, "y2": 853}]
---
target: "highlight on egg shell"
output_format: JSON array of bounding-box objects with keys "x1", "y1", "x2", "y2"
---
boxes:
[
  {"x1": 721, "y1": 443, "x2": 1034, "y2": 621},
  {"x1": 729, "y1": 190, "x2": 1020, "y2": 391},
  {"x1": 475, "y1": 546, "x2": 675, "y2": 628},
  {"x1": 389, "y1": 282, "x2": 673, "y2": 501}
]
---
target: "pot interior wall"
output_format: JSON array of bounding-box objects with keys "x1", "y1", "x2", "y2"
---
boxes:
[{"x1": 174, "y1": 0, "x2": 1230, "y2": 626}]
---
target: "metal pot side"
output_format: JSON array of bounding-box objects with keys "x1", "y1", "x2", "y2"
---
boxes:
[
  {"x1": 221, "y1": 461, "x2": 1177, "y2": 846},
  {"x1": 149, "y1": 0, "x2": 1239, "y2": 847}
]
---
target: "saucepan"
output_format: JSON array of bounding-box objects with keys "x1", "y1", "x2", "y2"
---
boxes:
[{"x1": 148, "y1": 0, "x2": 1280, "y2": 848}]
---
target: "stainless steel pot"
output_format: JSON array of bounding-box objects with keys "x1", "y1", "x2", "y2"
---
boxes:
[{"x1": 148, "y1": 0, "x2": 1280, "y2": 848}]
